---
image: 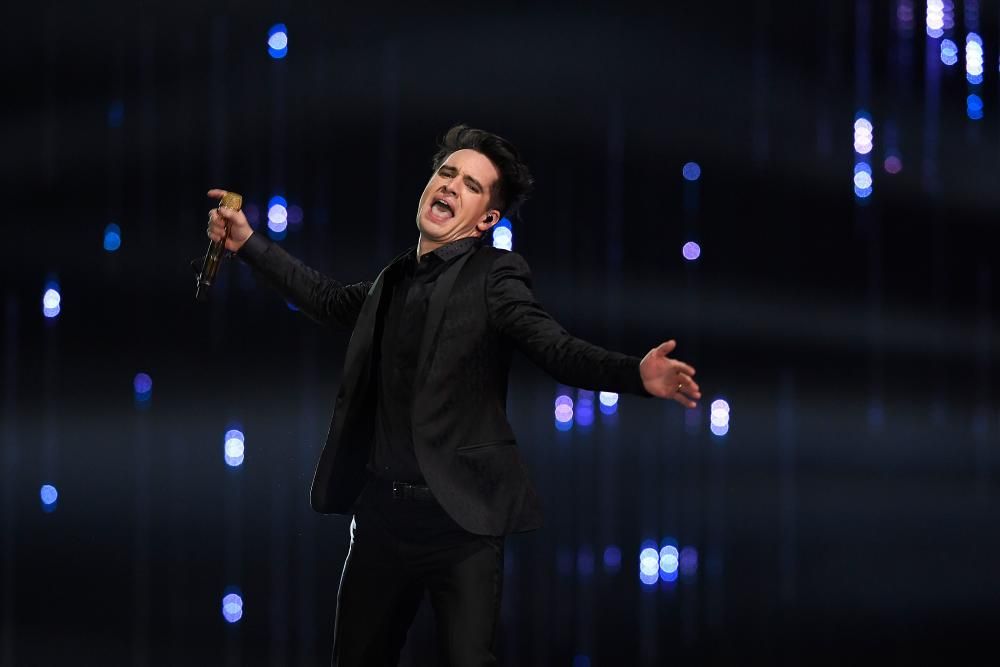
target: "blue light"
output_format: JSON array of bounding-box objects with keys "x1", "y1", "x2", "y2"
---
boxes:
[
  {"x1": 682, "y1": 241, "x2": 701, "y2": 261},
  {"x1": 224, "y1": 429, "x2": 245, "y2": 467},
  {"x1": 267, "y1": 24, "x2": 288, "y2": 59},
  {"x1": 967, "y1": 94, "x2": 984, "y2": 120},
  {"x1": 103, "y1": 223, "x2": 121, "y2": 252},
  {"x1": 603, "y1": 545, "x2": 622, "y2": 573},
  {"x1": 572, "y1": 656, "x2": 591, "y2": 667},
  {"x1": 854, "y1": 162, "x2": 873, "y2": 199},
  {"x1": 222, "y1": 592, "x2": 243, "y2": 623},
  {"x1": 940, "y1": 39, "x2": 958, "y2": 66},
  {"x1": 575, "y1": 390, "x2": 594, "y2": 427},
  {"x1": 134, "y1": 372, "x2": 153, "y2": 405},
  {"x1": 681, "y1": 162, "x2": 701, "y2": 181},
  {"x1": 598, "y1": 391, "x2": 619, "y2": 416},
  {"x1": 40, "y1": 484, "x2": 58, "y2": 506},
  {"x1": 42, "y1": 283, "x2": 61, "y2": 319}
]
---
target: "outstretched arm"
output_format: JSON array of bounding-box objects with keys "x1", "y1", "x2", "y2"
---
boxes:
[
  {"x1": 207, "y1": 190, "x2": 371, "y2": 329},
  {"x1": 486, "y1": 251, "x2": 701, "y2": 408}
]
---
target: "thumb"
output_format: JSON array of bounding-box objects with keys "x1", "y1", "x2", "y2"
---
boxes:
[{"x1": 655, "y1": 339, "x2": 676, "y2": 356}]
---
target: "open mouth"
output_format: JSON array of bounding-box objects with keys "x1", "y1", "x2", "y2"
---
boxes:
[{"x1": 428, "y1": 198, "x2": 454, "y2": 222}]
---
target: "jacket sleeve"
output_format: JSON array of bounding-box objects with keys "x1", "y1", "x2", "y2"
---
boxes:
[
  {"x1": 235, "y1": 232, "x2": 372, "y2": 330},
  {"x1": 486, "y1": 251, "x2": 651, "y2": 396}
]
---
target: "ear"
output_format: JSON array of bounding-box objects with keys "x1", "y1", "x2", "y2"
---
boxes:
[{"x1": 476, "y1": 209, "x2": 502, "y2": 234}]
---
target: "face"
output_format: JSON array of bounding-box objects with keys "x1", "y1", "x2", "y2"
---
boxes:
[{"x1": 416, "y1": 149, "x2": 502, "y2": 247}]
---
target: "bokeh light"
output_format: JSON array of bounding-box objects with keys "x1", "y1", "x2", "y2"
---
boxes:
[
  {"x1": 682, "y1": 241, "x2": 701, "y2": 261},
  {"x1": 854, "y1": 162, "x2": 873, "y2": 199},
  {"x1": 493, "y1": 217, "x2": 513, "y2": 251},
  {"x1": 679, "y1": 546, "x2": 699, "y2": 578},
  {"x1": 926, "y1": 0, "x2": 944, "y2": 38},
  {"x1": 267, "y1": 24, "x2": 288, "y2": 59},
  {"x1": 940, "y1": 38, "x2": 958, "y2": 66},
  {"x1": 40, "y1": 484, "x2": 58, "y2": 507},
  {"x1": 134, "y1": 373, "x2": 153, "y2": 405},
  {"x1": 682, "y1": 162, "x2": 701, "y2": 181},
  {"x1": 554, "y1": 395, "x2": 574, "y2": 424},
  {"x1": 710, "y1": 398, "x2": 730, "y2": 437},
  {"x1": 853, "y1": 116, "x2": 873, "y2": 155},
  {"x1": 598, "y1": 391, "x2": 618, "y2": 416},
  {"x1": 222, "y1": 592, "x2": 243, "y2": 623},
  {"x1": 967, "y1": 94, "x2": 983, "y2": 120},
  {"x1": 603, "y1": 545, "x2": 622, "y2": 573},
  {"x1": 575, "y1": 390, "x2": 594, "y2": 427},
  {"x1": 268, "y1": 195, "x2": 288, "y2": 238},
  {"x1": 884, "y1": 156, "x2": 903, "y2": 174},
  {"x1": 224, "y1": 429, "x2": 245, "y2": 467},
  {"x1": 639, "y1": 547, "x2": 660, "y2": 585},
  {"x1": 966, "y1": 33, "x2": 983, "y2": 84},
  {"x1": 42, "y1": 283, "x2": 61, "y2": 319},
  {"x1": 103, "y1": 223, "x2": 121, "y2": 252}
]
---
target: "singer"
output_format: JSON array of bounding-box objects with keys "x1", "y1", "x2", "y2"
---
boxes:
[{"x1": 205, "y1": 125, "x2": 701, "y2": 666}]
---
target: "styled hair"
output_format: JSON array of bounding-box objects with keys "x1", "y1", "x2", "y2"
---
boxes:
[{"x1": 430, "y1": 125, "x2": 534, "y2": 219}]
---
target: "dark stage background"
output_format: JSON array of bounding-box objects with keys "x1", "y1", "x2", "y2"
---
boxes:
[{"x1": 3, "y1": 1, "x2": 999, "y2": 665}]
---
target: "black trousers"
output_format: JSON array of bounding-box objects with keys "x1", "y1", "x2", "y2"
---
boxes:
[{"x1": 331, "y1": 479, "x2": 505, "y2": 666}]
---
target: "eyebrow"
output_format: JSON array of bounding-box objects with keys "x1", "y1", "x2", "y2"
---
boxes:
[{"x1": 439, "y1": 164, "x2": 485, "y2": 193}]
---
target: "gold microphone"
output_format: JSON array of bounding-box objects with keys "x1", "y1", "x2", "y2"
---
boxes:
[{"x1": 195, "y1": 191, "x2": 243, "y2": 302}]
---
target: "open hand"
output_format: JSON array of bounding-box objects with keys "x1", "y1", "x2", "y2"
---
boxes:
[{"x1": 639, "y1": 340, "x2": 701, "y2": 408}]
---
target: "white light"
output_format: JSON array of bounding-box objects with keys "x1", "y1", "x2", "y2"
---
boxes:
[
  {"x1": 659, "y1": 545, "x2": 679, "y2": 574},
  {"x1": 268, "y1": 32, "x2": 288, "y2": 51},
  {"x1": 710, "y1": 399, "x2": 730, "y2": 413},
  {"x1": 639, "y1": 548, "x2": 660, "y2": 577},
  {"x1": 267, "y1": 204, "x2": 288, "y2": 233},
  {"x1": 598, "y1": 392, "x2": 619, "y2": 407},
  {"x1": 42, "y1": 289, "x2": 60, "y2": 309},
  {"x1": 926, "y1": 0, "x2": 944, "y2": 37},
  {"x1": 493, "y1": 226, "x2": 513, "y2": 251},
  {"x1": 711, "y1": 422, "x2": 730, "y2": 436},
  {"x1": 224, "y1": 429, "x2": 245, "y2": 467},
  {"x1": 854, "y1": 171, "x2": 873, "y2": 189}
]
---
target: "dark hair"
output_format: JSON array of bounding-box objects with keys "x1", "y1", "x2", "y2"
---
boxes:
[{"x1": 430, "y1": 125, "x2": 534, "y2": 219}]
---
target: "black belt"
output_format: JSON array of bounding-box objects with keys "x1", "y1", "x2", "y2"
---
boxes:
[
  {"x1": 392, "y1": 481, "x2": 435, "y2": 502},
  {"x1": 366, "y1": 477, "x2": 437, "y2": 503}
]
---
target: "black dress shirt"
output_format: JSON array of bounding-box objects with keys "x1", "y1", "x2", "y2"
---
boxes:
[{"x1": 369, "y1": 236, "x2": 481, "y2": 482}]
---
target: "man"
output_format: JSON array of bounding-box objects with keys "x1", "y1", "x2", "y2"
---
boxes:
[{"x1": 206, "y1": 125, "x2": 701, "y2": 665}]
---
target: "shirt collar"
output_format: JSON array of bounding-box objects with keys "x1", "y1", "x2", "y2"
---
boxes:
[{"x1": 418, "y1": 236, "x2": 480, "y2": 265}]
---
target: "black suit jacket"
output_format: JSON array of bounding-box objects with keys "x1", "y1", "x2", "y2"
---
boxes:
[{"x1": 236, "y1": 233, "x2": 648, "y2": 535}]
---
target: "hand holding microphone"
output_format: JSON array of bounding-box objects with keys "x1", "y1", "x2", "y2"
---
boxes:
[{"x1": 194, "y1": 189, "x2": 252, "y2": 301}]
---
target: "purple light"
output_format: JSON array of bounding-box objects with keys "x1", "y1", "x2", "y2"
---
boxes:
[
  {"x1": 577, "y1": 547, "x2": 595, "y2": 576},
  {"x1": 554, "y1": 395, "x2": 574, "y2": 423},
  {"x1": 679, "y1": 546, "x2": 699, "y2": 577},
  {"x1": 682, "y1": 241, "x2": 701, "y2": 261},
  {"x1": 222, "y1": 592, "x2": 243, "y2": 623},
  {"x1": 884, "y1": 156, "x2": 903, "y2": 174}
]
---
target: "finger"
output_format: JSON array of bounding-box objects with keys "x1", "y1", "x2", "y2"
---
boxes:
[
  {"x1": 673, "y1": 360, "x2": 696, "y2": 377},
  {"x1": 216, "y1": 206, "x2": 238, "y2": 220},
  {"x1": 677, "y1": 374, "x2": 701, "y2": 397},
  {"x1": 207, "y1": 188, "x2": 228, "y2": 200},
  {"x1": 654, "y1": 340, "x2": 676, "y2": 356}
]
